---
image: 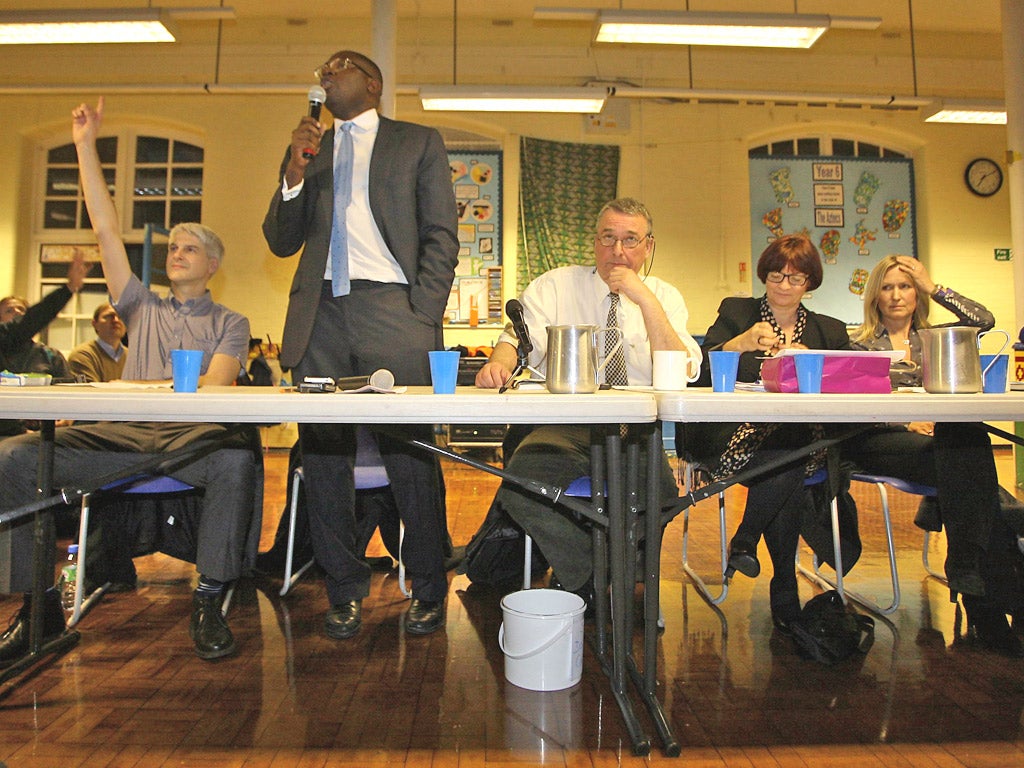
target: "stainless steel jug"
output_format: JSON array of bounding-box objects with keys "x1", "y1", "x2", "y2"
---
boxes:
[
  {"x1": 545, "y1": 325, "x2": 624, "y2": 394},
  {"x1": 918, "y1": 327, "x2": 1009, "y2": 393}
]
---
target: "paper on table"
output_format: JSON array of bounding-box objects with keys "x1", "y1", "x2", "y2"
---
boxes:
[
  {"x1": 339, "y1": 383, "x2": 407, "y2": 394},
  {"x1": 76, "y1": 381, "x2": 172, "y2": 389}
]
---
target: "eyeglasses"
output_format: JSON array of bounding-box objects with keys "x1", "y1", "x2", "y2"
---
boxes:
[
  {"x1": 765, "y1": 271, "x2": 809, "y2": 287},
  {"x1": 596, "y1": 233, "x2": 650, "y2": 250},
  {"x1": 315, "y1": 57, "x2": 375, "y2": 81}
]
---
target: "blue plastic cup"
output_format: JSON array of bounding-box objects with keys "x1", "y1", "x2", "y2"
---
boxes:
[
  {"x1": 793, "y1": 353, "x2": 825, "y2": 394},
  {"x1": 428, "y1": 350, "x2": 460, "y2": 394},
  {"x1": 980, "y1": 353, "x2": 1008, "y2": 393},
  {"x1": 708, "y1": 350, "x2": 740, "y2": 392},
  {"x1": 170, "y1": 349, "x2": 203, "y2": 393}
]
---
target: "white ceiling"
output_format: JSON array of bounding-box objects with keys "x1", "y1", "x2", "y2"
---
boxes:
[{"x1": 0, "y1": 1, "x2": 1007, "y2": 102}]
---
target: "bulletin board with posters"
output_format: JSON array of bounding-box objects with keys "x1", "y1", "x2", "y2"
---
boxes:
[
  {"x1": 748, "y1": 156, "x2": 916, "y2": 325},
  {"x1": 447, "y1": 151, "x2": 502, "y2": 325}
]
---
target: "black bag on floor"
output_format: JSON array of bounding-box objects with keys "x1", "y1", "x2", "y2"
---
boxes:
[
  {"x1": 790, "y1": 590, "x2": 875, "y2": 665},
  {"x1": 459, "y1": 499, "x2": 547, "y2": 586}
]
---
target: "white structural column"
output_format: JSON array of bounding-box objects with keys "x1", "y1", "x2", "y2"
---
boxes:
[
  {"x1": 1002, "y1": 0, "x2": 1024, "y2": 487},
  {"x1": 372, "y1": 0, "x2": 397, "y2": 118},
  {"x1": 1004, "y1": 0, "x2": 1023, "y2": 334}
]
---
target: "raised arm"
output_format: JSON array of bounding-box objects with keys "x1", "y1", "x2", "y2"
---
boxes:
[{"x1": 72, "y1": 97, "x2": 132, "y2": 303}]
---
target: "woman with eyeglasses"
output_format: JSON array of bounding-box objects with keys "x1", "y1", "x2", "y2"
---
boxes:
[
  {"x1": 841, "y1": 255, "x2": 1024, "y2": 655},
  {"x1": 688, "y1": 234, "x2": 852, "y2": 635}
]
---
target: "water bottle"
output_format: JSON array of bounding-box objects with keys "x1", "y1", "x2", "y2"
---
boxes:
[{"x1": 58, "y1": 544, "x2": 79, "y2": 613}]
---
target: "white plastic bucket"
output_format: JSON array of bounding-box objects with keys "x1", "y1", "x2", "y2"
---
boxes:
[{"x1": 498, "y1": 588, "x2": 586, "y2": 691}]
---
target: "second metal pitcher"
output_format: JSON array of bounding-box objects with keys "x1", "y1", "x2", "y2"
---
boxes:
[
  {"x1": 918, "y1": 326, "x2": 1009, "y2": 393},
  {"x1": 545, "y1": 324, "x2": 624, "y2": 394}
]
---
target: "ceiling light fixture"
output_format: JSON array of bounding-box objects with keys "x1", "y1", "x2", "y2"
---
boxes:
[
  {"x1": 594, "y1": 10, "x2": 834, "y2": 48},
  {"x1": 534, "y1": 8, "x2": 881, "y2": 49},
  {"x1": 923, "y1": 101, "x2": 1007, "y2": 125},
  {"x1": 0, "y1": 7, "x2": 235, "y2": 45},
  {"x1": 420, "y1": 86, "x2": 608, "y2": 113}
]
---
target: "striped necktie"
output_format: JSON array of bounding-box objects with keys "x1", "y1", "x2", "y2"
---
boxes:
[{"x1": 604, "y1": 293, "x2": 628, "y2": 386}]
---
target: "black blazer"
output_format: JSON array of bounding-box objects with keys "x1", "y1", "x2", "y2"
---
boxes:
[
  {"x1": 695, "y1": 296, "x2": 851, "y2": 387},
  {"x1": 262, "y1": 115, "x2": 459, "y2": 370}
]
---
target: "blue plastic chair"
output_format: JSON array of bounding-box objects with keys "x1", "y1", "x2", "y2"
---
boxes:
[
  {"x1": 797, "y1": 471, "x2": 939, "y2": 615},
  {"x1": 280, "y1": 426, "x2": 396, "y2": 596},
  {"x1": 72, "y1": 474, "x2": 205, "y2": 627}
]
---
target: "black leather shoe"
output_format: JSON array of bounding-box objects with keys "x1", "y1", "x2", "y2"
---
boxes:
[
  {"x1": 189, "y1": 593, "x2": 236, "y2": 660},
  {"x1": 405, "y1": 599, "x2": 444, "y2": 635},
  {"x1": 0, "y1": 588, "x2": 66, "y2": 669},
  {"x1": 725, "y1": 537, "x2": 760, "y2": 579},
  {"x1": 963, "y1": 595, "x2": 1024, "y2": 657},
  {"x1": 771, "y1": 613, "x2": 798, "y2": 637},
  {"x1": 325, "y1": 600, "x2": 362, "y2": 640}
]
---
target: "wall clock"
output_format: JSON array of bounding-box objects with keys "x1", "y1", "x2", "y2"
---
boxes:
[{"x1": 964, "y1": 157, "x2": 1003, "y2": 197}]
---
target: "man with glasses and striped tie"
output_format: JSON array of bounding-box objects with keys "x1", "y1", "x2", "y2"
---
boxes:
[{"x1": 473, "y1": 197, "x2": 701, "y2": 607}]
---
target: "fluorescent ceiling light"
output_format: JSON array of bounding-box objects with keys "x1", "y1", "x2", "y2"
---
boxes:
[
  {"x1": 924, "y1": 101, "x2": 1007, "y2": 125},
  {"x1": 0, "y1": 7, "x2": 234, "y2": 45},
  {"x1": 594, "y1": 10, "x2": 832, "y2": 48},
  {"x1": 420, "y1": 86, "x2": 607, "y2": 113}
]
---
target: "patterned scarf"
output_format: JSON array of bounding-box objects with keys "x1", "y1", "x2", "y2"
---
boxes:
[{"x1": 714, "y1": 298, "x2": 824, "y2": 481}]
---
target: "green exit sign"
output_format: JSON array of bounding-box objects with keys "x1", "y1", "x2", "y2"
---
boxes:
[{"x1": 995, "y1": 248, "x2": 1013, "y2": 261}]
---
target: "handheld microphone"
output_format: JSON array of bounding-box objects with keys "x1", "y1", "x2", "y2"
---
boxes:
[
  {"x1": 505, "y1": 299, "x2": 533, "y2": 356},
  {"x1": 301, "y1": 85, "x2": 327, "y2": 160},
  {"x1": 335, "y1": 369, "x2": 395, "y2": 391}
]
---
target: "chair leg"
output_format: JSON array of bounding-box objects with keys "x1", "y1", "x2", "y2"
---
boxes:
[
  {"x1": 922, "y1": 530, "x2": 948, "y2": 582},
  {"x1": 681, "y1": 484, "x2": 729, "y2": 606},
  {"x1": 218, "y1": 583, "x2": 234, "y2": 616},
  {"x1": 69, "y1": 492, "x2": 111, "y2": 628},
  {"x1": 523, "y1": 533, "x2": 533, "y2": 591},
  {"x1": 397, "y1": 523, "x2": 411, "y2": 598},
  {"x1": 798, "y1": 482, "x2": 902, "y2": 616},
  {"x1": 281, "y1": 467, "x2": 314, "y2": 598}
]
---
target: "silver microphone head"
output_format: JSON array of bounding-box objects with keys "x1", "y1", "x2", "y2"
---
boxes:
[{"x1": 307, "y1": 85, "x2": 326, "y2": 105}]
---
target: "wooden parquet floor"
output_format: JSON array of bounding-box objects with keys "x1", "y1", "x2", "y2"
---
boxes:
[{"x1": 2, "y1": 447, "x2": 1024, "y2": 767}]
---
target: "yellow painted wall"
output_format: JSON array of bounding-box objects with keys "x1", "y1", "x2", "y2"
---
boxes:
[{"x1": 0, "y1": 91, "x2": 1015, "y2": 354}]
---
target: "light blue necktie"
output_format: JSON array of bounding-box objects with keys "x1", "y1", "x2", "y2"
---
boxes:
[{"x1": 330, "y1": 122, "x2": 354, "y2": 297}]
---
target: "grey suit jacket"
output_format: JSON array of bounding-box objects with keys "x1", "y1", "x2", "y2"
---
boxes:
[{"x1": 263, "y1": 115, "x2": 459, "y2": 370}]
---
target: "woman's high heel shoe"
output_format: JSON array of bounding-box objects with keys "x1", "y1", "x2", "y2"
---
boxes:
[
  {"x1": 725, "y1": 537, "x2": 760, "y2": 579},
  {"x1": 962, "y1": 595, "x2": 1024, "y2": 657}
]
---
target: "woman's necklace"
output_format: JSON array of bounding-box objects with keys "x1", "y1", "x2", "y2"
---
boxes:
[{"x1": 759, "y1": 297, "x2": 807, "y2": 351}]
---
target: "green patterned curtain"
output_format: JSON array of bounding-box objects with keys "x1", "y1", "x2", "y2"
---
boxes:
[{"x1": 517, "y1": 137, "x2": 619, "y2": 292}]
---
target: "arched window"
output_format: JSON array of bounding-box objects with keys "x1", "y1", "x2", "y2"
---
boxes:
[{"x1": 32, "y1": 129, "x2": 205, "y2": 352}]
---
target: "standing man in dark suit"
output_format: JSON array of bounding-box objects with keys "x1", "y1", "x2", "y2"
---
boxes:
[{"x1": 262, "y1": 50, "x2": 459, "y2": 639}]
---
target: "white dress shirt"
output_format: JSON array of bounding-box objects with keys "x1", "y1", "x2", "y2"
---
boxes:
[{"x1": 497, "y1": 265, "x2": 701, "y2": 385}]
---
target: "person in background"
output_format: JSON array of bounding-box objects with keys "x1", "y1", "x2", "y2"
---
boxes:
[
  {"x1": 845, "y1": 254, "x2": 1024, "y2": 655},
  {"x1": 67, "y1": 302, "x2": 126, "y2": 383},
  {"x1": 691, "y1": 234, "x2": 852, "y2": 634},
  {"x1": 262, "y1": 50, "x2": 458, "y2": 639},
  {"x1": 0, "y1": 254, "x2": 88, "y2": 436},
  {"x1": 474, "y1": 197, "x2": 700, "y2": 605},
  {"x1": 0, "y1": 97, "x2": 260, "y2": 668}
]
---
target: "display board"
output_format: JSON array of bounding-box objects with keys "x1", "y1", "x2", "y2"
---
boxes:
[
  {"x1": 748, "y1": 156, "x2": 916, "y2": 325},
  {"x1": 447, "y1": 150, "x2": 502, "y2": 325}
]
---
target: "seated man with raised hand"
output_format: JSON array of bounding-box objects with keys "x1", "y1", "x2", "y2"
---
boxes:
[
  {"x1": 0, "y1": 96, "x2": 260, "y2": 667},
  {"x1": 474, "y1": 197, "x2": 700, "y2": 604},
  {"x1": 0, "y1": 252, "x2": 88, "y2": 436}
]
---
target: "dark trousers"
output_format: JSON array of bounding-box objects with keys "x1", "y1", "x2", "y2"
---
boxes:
[
  {"x1": 0, "y1": 421, "x2": 260, "y2": 593},
  {"x1": 842, "y1": 423, "x2": 1001, "y2": 597},
  {"x1": 292, "y1": 282, "x2": 448, "y2": 604},
  {"x1": 496, "y1": 424, "x2": 677, "y2": 593}
]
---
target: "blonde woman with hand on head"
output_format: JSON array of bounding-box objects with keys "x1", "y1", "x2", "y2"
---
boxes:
[{"x1": 844, "y1": 255, "x2": 1023, "y2": 656}]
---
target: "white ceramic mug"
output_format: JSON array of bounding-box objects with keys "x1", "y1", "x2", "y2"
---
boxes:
[{"x1": 652, "y1": 350, "x2": 700, "y2": 391}]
